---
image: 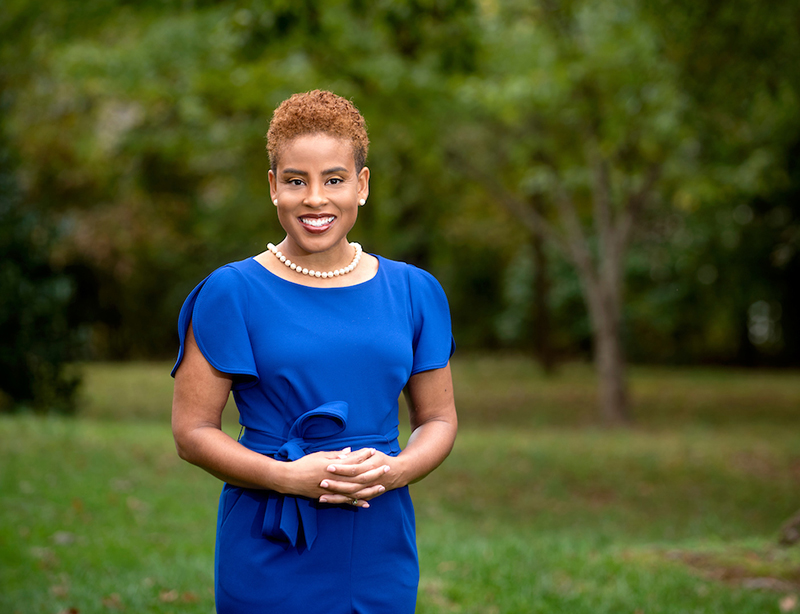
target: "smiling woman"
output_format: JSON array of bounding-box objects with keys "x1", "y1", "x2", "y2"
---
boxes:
[
  {"x1": 263, "y1": 132, "x2": 372, "y2": 285},
  {"x1": 170, "y1": 90, "x2": 457, "y2": 613}
]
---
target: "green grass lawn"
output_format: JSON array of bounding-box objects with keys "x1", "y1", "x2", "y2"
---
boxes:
[{"x1": 1, "y1": 358, "x2": 799, "y2": 613}]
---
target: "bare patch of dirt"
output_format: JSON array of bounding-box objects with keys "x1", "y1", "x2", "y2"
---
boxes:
[{"x1": 665, "y1": 549, "x2": 800, "y2": 591}]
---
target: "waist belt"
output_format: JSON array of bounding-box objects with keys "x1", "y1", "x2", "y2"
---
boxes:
[{"x1": 239, "y1": 401, "x2": 400, "y2": 550}]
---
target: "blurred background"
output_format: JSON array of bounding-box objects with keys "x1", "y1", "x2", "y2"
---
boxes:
[
  {"x1": 1, "y1": 0, "x2": 799, "y2": 419},
  {"x1": 2, "y1": 2, "x2": 800, "y2": 612}
]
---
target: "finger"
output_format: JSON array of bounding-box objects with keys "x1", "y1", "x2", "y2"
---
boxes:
[
  {"x1": 350, "y1": 484, "x2": 386, "y2": 500},
  {"x1": 320, "y1": 495, "x2": 371, "y2": 508},
  {"x1": 319, "y1": 466, "x2": 390, "y2": 493},
  {"x1": 319, "y1": 448, "x2": 350, "y2": 460},
  {"x1": 325, "y1": 453, "x2": 386, "y2": 476},
  {"x1": 324, "y1": 463, "x2": 390, "y2": 482},
  {"x1": 318, "y1": 493, "x2": 369, "y2": 507},
  {"x1": 319, "y1": 484, "x2": 386, "y2": 507},
  {"x1": 332, "y1": 447, "x2": 375, "y2": 466},
  {"x1": 320, "y1": 447, "x2": 352, "y2": 459},
  {"x1": 320, "y1": 477, "x2": 364, "y2": 490},
  {"x1": 325, "y1": 463, "x2": 361, "y2": 477}
]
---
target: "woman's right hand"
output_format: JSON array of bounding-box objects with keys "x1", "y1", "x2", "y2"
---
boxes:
[{"x1": 277, "y1": 447, "x2": 388, "y2": 508}]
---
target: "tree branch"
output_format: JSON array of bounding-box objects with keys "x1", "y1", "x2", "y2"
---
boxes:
[
  {"x1": 547, "y1": 167, "x2": 599, "y2": 289},
  {"x1": 590, "y1": 153, "x2": 614, "y2": 258},
  {"x1": 587, "y1": 149, "x2": 619, "y2": 298},
  {"x1": 494, "y1": 188, "x2": 569, "y2": 254},
  {"x1": 449, "y1": 150, "x2": 571, "y2": 255}
]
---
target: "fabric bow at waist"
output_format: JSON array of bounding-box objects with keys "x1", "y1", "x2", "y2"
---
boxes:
[{"x1": 238, "y1": 401, "x2": 400, "y2": 550}]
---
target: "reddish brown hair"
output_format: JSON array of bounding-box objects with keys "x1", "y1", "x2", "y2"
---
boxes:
[{"x1": 266, "y1": 90, "x2": 369, "y2": 171}]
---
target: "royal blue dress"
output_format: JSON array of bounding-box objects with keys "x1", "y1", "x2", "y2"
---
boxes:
[{"x1": 171, "y1": 255, "x2": 455, "y2": 613}]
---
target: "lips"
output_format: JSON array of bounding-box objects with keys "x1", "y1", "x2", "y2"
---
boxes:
[{"x1": 299, "y1": 215, "x2": 335, "y2": 233}]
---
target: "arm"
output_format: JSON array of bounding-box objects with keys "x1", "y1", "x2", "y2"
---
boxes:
[
  {"x1": 319, "y1": 362, "x2": 457, "y2": 503},
  {"x1": 172, "y1": 323, "x2": 381, "y2": 499},
  {"x1": 396, "y1": 362, "x2": 458, "y2": 484}
]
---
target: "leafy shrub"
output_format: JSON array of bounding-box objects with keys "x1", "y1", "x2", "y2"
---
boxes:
[{"x1": 0, "y1": 142, "x2": 82, "y2": 414}]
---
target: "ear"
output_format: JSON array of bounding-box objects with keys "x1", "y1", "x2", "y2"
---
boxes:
[
  {"x1": 268, "y1": 169, "x2": 277, "y2": 205},
  {"x1": 357, "y1": 166, "x2": 370, "y2": 204}
]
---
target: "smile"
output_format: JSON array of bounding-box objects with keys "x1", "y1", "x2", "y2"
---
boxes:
[{"x1": 300, "y1": 216, "x2": 335, "y2": 228}]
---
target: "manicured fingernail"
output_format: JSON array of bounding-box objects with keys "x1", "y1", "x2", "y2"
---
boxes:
[
  {"x1": 319, "y1": 497, "x2": 329, "y2": 503},
  {"x1": 362, "y1": 502, "x2": 370, "y2": 508},
  {"x1": 383, "y1": 465, "x2": 390, "y2": 473},
  {"x1": 378, "y1": 486, "x2": 385, "y2": 493},
  {"x1": 320, "y1": 480, "x2": 329, "y2": 488},
  {"x1": 327, "y1": 465, "x2": 337, "y2": 472}
]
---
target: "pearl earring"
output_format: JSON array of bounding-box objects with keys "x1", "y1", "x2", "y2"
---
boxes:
[
  {"x1": 273, "y1": 198, "x2": 278, "y2": 205},
  {"x1": 359, "y1": 199, "x2": 366, "y2": 206}
]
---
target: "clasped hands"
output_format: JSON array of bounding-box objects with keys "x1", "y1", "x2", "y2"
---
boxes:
[{"x1": 287, "y1": 447, "x2": 396, "y2": 509}]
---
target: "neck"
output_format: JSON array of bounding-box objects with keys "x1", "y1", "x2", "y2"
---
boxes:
[
  {"x1": 268, "y1": 241, "x2": 362, "y2": 279},
  {"x1": 279, "y1": 241, "x2": 350, "y2": 268}
]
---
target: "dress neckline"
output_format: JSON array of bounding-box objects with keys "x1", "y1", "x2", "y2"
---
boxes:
[{"x1": 248, "y1": 253, "x2": 383, "y2": 290}]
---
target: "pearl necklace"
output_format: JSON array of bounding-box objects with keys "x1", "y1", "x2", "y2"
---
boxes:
[{"x1": 266, "y1": 242, "x2": 362, "y2": 279}]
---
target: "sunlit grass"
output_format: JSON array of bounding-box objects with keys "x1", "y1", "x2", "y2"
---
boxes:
[
  {"x1": 454, "y1": 354, "x2": 800, "y2": 427},
  {"x1": 0, "y1": 418, "x2": 221, "y2": 613},
  {"x1": 78, "y1": 361, "x2": 240, "y2": 427},
  {"x1": 1, "y1": 357, "x2": 799, "y2": 613}
]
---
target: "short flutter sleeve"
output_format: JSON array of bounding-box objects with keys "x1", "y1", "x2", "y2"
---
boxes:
[
  {"x1": 170, "y1": 266, "x2": 259, "y2": 390},
  {"x1": 408, "y1": 265, "x2": 456, "y2": 375}
]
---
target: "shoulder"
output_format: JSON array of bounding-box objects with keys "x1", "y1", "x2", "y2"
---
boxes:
[
  {"x1": 187, "y1": 259, "x2": 258, "y2": 317},
  {"x1": 199, "y1": 259, "x2": 254, "y2": 292},
  {"x1": 208, "y1": 258, "x2": 252, "y2": 281},
  {"x1": 375, "y1": 255, "x2": 450, "y2": 306},
  {"x1": 376, "y1": 255, "x2": 444, "y2": 287}
]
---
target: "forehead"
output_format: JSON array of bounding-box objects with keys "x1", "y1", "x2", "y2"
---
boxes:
[{"x1": 276, "y1": 133, "x2": 356, "y2": 171}]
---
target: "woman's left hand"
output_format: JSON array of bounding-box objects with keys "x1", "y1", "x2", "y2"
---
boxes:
[
  {"x1": 319, "y1": 362, "x2": 457, "y2": 509},
  {"x1": 317, "y1": 449, "x2": 400, "y2": 508}
]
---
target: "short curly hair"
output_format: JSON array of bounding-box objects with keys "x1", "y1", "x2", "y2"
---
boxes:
[{"x1": 266, "y1": 90, "x2": 369, "y2": 172}]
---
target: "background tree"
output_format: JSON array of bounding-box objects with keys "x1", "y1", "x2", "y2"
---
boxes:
[
  {"x1": 0, "y1": 138, "x2": 81, "y2": 413},
  {"x1": 447, "y1": 0, "x2": 800, "y2": 423},
  {"x1": 1, "y1": 0, "x2": 799, "y2": 418},
  {"x1": 0, "y1": 2, "x2": 92, "y2": 412},
  {"x1": 3, "y1": 0, "x2": 478, "y2": 357}
]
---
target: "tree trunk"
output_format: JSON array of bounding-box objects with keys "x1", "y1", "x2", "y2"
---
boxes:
[
  {"x1": 582, "y1": 260, "x2": 632, "y2": 425},
  {"x1": 593, "y1": 311, "x2": 631, "y2": 425},
  {"x1": 455, "y1": 151, "x2": 639, "y2": 423}
]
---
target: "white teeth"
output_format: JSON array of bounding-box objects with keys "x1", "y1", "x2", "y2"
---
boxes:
[{"x1": 301, "y1": 216, "x2": 334, "y2": 227}]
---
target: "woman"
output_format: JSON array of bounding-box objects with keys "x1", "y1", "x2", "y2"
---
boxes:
[{"x1": 171, "y1": 90, "x2": 457, "y2": 613}]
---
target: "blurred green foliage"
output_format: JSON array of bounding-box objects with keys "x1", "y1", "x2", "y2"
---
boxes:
[
  {"x1": 443, "y1": 0, "x2": 800, "y2": 365},
  {"x1": 0, "y1": 0, "x2": 799, "y2": 406},
  {"x1": 0, "y1": 135, "x2": 81, "y2": 413}
]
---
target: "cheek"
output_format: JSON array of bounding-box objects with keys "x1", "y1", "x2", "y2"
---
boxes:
[{"x1": 275, "y1": 206, "x2": 294, "y2": 225}]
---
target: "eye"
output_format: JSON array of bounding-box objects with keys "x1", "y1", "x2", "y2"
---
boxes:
[
  {"x1": 289, "y1": 178, "x2": 305, "y2": 186},
  {"x1": 327, "y1": 177, "x2": 343, "y2": 185}
]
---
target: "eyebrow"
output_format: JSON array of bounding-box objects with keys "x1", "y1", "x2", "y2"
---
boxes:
[{"x1": 280, "y1": 166, "x2": 350, "y2": 176}]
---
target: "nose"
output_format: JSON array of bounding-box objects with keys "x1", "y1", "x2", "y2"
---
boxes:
[{"x1": 304, "y1": 181, "x2": 328, "y2": 207}]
